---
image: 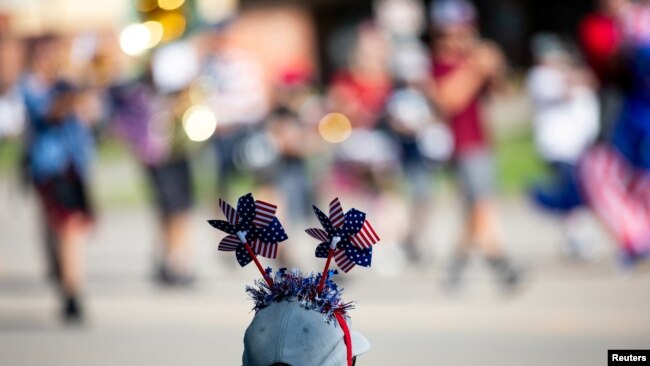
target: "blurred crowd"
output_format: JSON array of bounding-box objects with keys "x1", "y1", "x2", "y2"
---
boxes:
[{"x1": 0, "y1": 0, "x2": 649, "y2": 324}]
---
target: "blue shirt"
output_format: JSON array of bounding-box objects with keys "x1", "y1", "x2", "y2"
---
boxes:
[{"x1": 21, "y1": 76, "x2": 94, "y2": 182}]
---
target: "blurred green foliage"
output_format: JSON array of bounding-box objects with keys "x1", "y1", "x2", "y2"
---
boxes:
[{"x1": 494, "y1": 131, "x2": 546, "y2": 194}]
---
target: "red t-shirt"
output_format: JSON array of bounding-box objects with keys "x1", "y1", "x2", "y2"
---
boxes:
[
  {"x1": 432, "y1": 59, "x2": 488, "y2": 156},
  {"x1": 330, "y1": 71, "x2": 391, "y2": 129}
]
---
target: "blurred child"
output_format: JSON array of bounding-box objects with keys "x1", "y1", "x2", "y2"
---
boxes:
[
  {"x1": 21, "y1": 35, "x2": 95, "y2": 322},
  {"x1": 427, "y1": 0, "x2": 520, "y2": 290},
  {"x1": 199, "y1": 22, "x2": 269, "y2": 200},
  {"x1": 110, "y1": 48, "x2": 196, "y2": 286},
  {"x1": 327, "y1": 23, "x2": 398, "y2": 199},
  {"x1": 266, "y1": 69, "x2": 319, "y2": 224},
  {"x1": 376, "y1": 0, "x2": 441, "y2": 264},
  {"x1": 527, "y1": 34, "x2": 600, "y2": 260}
]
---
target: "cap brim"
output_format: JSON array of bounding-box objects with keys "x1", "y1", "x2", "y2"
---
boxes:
[{"x1": 351, "y1": 331, "x2": 370, "y2": 356}]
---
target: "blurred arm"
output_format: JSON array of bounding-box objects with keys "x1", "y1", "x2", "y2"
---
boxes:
[
  {"x1": 429, "y1": 42, "x2": 506, "y2": 118},
  {"x1": 428, "y1": 62, "x2": 486, "y2": 118}
]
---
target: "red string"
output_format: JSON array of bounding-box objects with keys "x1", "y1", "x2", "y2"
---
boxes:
[{"x1": 334, "y1": 312, "x2": 353, "y2": 366}]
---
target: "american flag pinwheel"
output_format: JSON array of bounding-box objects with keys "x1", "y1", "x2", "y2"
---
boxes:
[
  {"x1": 306, "y1": 198, "x2": 380, "y2": 288},
  {"x1": 208, "y1": 193, "x2": 288, "y2": 286}
]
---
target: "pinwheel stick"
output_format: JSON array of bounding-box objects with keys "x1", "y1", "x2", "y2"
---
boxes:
[
  {"x1": 237, "y1": 231, "x2": 274, "y2": 288},
  {"x1": 317, "y1": 236, "x2": 341, "y2": 294}
]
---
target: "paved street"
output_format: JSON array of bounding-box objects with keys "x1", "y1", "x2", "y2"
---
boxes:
[{"x1": 0, "y1": 185, "x2": 649, "y2": 366}]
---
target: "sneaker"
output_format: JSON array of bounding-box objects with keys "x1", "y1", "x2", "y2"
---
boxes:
[
  {"x1": 156, "y1": 264, "x2": 195, "y2": 287},
  {"x1": 62, "y1": 295, "x2": 84, "y2": 324},
  {"x1": 487, "y1": 256, "x2": 523, "y2": 291},
  {"x1": 443, "y1": 254, "x2": 468, "y2": 292}
]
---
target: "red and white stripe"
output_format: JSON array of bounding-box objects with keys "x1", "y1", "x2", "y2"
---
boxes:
[
  {"x1": 580, "y1": 146, "x2": 650, "y2": 254},
  {"x1": 350, "y1": 220, "x2": 380, "y2": 249},
  {"x1": 218, "y1": 235, "x2": 240, "y2": 251},
  {"x1": 329, "y1": 198, "x2": 345, "y2": 228},
  {"x1": 630, "y1": 171, "x2": 650, "y2": 201},
  {"x1": 251, "y1": 239, "x2": 278, "y2": 258},
  {"x1": 219, "y1": 199, "x2": 239, "y2": 225},
  {"x1": 253, "y1": 200, "x2": 277, "y2": 228},
  {"x1": 305, "y1": 228, "x2": 330, "y2": 242},
  {"x1": 334, "y1": 248, "x2": 355, "y2": 272}
]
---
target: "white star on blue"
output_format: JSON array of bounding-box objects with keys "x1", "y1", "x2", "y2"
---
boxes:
[
  {"x1": 208, "y1": 193, "x2": 288, "y2": 267},
  {"x1": 310, "y1": 202, "x2": 373, "y2": 269}
]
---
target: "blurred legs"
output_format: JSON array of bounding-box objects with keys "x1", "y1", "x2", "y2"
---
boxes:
[
  {"x1": 57, "y1": 214, "x2": 88, "y2": 322},
  {"x1": 164, "y1": 212, "x2": 191, "y2": 276},
  {"x1": 157, "y1": 212, "x2": 193, "y2": 286}
]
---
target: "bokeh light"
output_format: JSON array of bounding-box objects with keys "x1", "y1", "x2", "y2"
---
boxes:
[
  {"x1": 143, "y1": 21, "x2": 164, "y2": 49},
  {"x1": 158, "y1": 0, "x2": 186, "y2": 11},
  {"x1": 119, "y1": 23, "x2": 152, "y2": 56},
  {"x1": 158, "y1": 12, "x2": 186, "y2": 41},
  {"x1": 136, "y1": 0, "x2": 158, "y2": 12},
  {"x1": 318, "y1": 112, "x2": 352, "y2": 143},
  {"x1": 182, "y1": 105, "x2": 217, "y2": 142}
]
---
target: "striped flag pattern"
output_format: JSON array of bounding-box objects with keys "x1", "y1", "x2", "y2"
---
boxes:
[
  {"x1": 350, "y1": 220, "x2": 380, "y2": 249},
  {"x1": 580, "y1": 146, "x2": 650, "y2": 255},
  {"x1": 209, "y1": 193, "x2": 288, "y2": 267},
  {"x1": 329, "y1": 198, "x2": 345, "y2": 228},
  {"x1": 308, "y1": 197, "x2": 380, "y2": 273},
  {"x1": 251, "y1": 239, "x2": 278, "y2": 259},
  {"x1": 306, "y1": 228, "x2": 330, "y2": 242},
  {"x1": 334, "y1": 248, "x2": 355, "y2": 272},
  {"x1": 218, "y1": 235, "x2": 240, "y2": 251},
  {"x1": 219, "y1": 199, "x2": 239, "y2": 225},
  {"x1": 253, "y1": 200, "x2": 277, "y2": 228}
]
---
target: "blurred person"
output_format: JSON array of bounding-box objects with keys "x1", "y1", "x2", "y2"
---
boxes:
[
  {"x1": 374, "y1": 0, "x2": 427, "y2": 42},
  {"x1": 264, "y1": 108, "x2": 308, "y2": 218},
  {"x1": 375, "y1": 0, "x2": 445, "y2": 264},
  {"x1": 252, "y1": 72, "x2": 322, "y2": 267},
  {"x1": 427, "y1": 0, "x2": 521, "y2": 290},
  {"x1": 526, "y1": 34, "x2": 600, "y2": 260},
  {"x1": 578, "y1": 0, "x2": 630, "y2": 140},
  {"x1": 20, "y1": 35, "x2": 96, "y2": 322},
  {"x1": 198, "y1": 21, "x2": 270, "y2": 200},
  {"x1": 110, "y1": 46, "x2": 198, "y2": 286},
  {"x1": 326, "y1": 23, "x2": 398, "y2": 199},
  {"x1": 266, "y1": 68, "x2": 319, "y2": 224},
  {"x1": 322, "y1": 23, "x2": 405, "y2": 267},
  {"x1": 579, "y1": 20, "x2": 650, "y2": 265},
  {"x1": 383, "y1": 46, "x2": 441, "y2": 263},
  {"x1": 328, "y1": 23, "x2": 392, "y2": 131}
]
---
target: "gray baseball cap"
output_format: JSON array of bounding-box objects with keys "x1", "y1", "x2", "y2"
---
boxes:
[{"x1": 242, "y1": 300, "x2": 370, "y2": 366}]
